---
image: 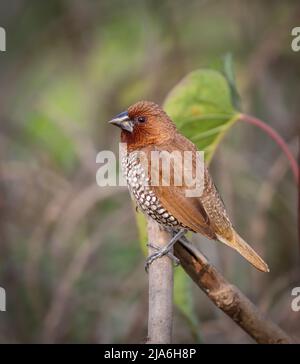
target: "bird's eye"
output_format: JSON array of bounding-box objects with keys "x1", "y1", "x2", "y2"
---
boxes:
[{"x1": 137, "y1": 116, "x2": 146, "y2": 123}]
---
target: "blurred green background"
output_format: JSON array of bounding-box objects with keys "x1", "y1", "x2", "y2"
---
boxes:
[{"x1": 0, "y1": 0, "x2": 299, "y2": 343}]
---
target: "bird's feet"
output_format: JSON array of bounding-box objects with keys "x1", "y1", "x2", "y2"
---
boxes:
[{"x1": 145, "y1": 243, "x2": 180, "y2": 272}]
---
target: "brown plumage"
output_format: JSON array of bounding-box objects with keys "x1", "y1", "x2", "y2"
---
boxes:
[{"x1": 109, "y1": 101, "x2": 269, "y2": 272}]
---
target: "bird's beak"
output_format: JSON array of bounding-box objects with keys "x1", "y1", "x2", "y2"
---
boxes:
[{"x1": 108, "y1": 111, "x2": 134, "y2": 133}]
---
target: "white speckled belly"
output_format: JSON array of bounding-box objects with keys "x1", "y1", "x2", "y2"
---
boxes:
[{"x1": 122, "y1": 152, "x2": 182, "y2": 229}]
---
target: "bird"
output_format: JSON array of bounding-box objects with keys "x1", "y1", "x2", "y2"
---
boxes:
[{"x1": 109, "y1": 101, "x2": 269, "y2": 273}]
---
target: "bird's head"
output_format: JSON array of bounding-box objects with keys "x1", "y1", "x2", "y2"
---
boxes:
[{"x1": 109, "y1": 101, "x2": 176, "y2": 150}]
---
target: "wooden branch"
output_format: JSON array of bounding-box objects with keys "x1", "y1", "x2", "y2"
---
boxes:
[
  {"x1": 147, "y1": 219, "x2": 173, "y2": 344},
  {"x1": 174, "y1": 237, "x2": 294, "y2": 344}
]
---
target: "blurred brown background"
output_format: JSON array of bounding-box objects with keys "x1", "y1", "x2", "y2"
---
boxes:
[{"x1": 0, "y1": 0, "x2": 299, "y2": 343}]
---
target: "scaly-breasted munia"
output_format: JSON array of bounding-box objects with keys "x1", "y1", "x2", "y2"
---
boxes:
[{"x1": 109, "y1": 101, "x2": 269, "y2": 272}]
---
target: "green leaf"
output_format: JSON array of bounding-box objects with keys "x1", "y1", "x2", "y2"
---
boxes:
[
  {"x1": 174, "y1": 267, "x2": 203, "y2": 343},
  {"x1": 164, "y1": 69, "x2": 240, "y2": 163},
  {"x1": 135, "y1": 208, "x2": 148, "y2": 256},
  {"x1": 222, "y1": 53, "x2": 241, "y2": 110}
]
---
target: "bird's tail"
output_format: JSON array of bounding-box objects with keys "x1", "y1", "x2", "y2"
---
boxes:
[{"x1": 216, "y1": 231, "x2": 269, "y2": 273}]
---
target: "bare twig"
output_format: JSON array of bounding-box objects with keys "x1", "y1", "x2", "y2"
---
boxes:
[
  {"x1": 174, "y1": 238, "x2": 294, "y2": 344},
  {"x1": 147, "y1": 219, "x2": 173, "y2": 344}
]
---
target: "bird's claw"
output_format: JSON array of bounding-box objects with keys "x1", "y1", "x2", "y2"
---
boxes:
[{"x1": 145, "y1": 243, "x2": 180, "y2": 272}]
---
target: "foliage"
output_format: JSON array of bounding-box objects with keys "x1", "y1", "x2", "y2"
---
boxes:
[{"x1": 164, "y1": 68, "x2": 240, "y2": 163}]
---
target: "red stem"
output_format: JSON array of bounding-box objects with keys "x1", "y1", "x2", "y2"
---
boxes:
[{"x1": 240, "y1": 113, "x2": 299, "y2": 184}]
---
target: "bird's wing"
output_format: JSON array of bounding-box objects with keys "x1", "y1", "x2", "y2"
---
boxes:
[{"x1": 139, "y1": 135, "x2": 216, "y2": 238}]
